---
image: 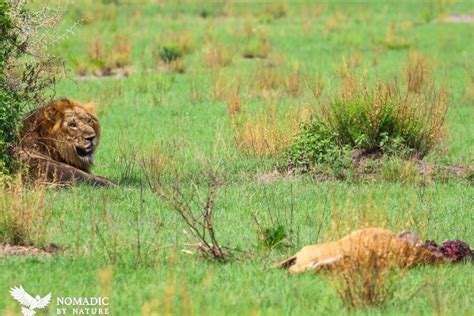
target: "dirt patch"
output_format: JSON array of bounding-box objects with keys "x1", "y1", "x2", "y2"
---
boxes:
[
  {"x1": 0, "y1": 243, "x2": 60, "y2": 258},
  {"x1": 256, "y1": 169, "x2": 294, "y2": 184},
  {"x1": 280, "y1": 149, "x2": 473, "y2": 183},
  {"x1": 78, "y1": 67, "x2": 131, "y2": 80},
  {"x1": 437, "y1": 14, "x2": 474, "y2": 24}
]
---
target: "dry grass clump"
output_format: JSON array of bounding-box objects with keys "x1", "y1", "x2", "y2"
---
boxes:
[
  {"x1": 151, "y1": 31, "x2": 193, "y2": 74},
  {"x1": 0, "y1": 178, "x2": 52, "y2": 247},
  {"x1": 210, "y1": 70, "x2": 230, "y2": 101},
  {"x1": 384, "y1": 23, "x2": 411, "y2": 50},
  {"x1": 226, "y1": 80, "x2": 242, "y2": 116},
  {"x1": 327, "y1": 245, "x2": 403, "y2": 309},
  {"x1": 162, "y1": 31, "x2": 194, "y2": 55},
  {"x1": 405, "y1": 52, "x2": 431, "y2": 94},
  {"x1": 83, "y1": 34, "x2": 132, "y2": 75},
  {"x1": 254, "y1": 64, "x2": 284, "y2": 93},
  {"x1": 232, "y1": 104, "x2": 312, "y2": 158},
  {"x1": 252, "y1": 59, "x2": 308, "y2": 98},
  {"x1": 264, "y1": 2, "x2": 288, "y2": 19},
  {"x1": 203, "y1": 42, "x2": 233, "y2": 68},
  {"x1": 325, "y1": 11, "x2": 347, "y2": 34},
  {"x1": 242, "y1": 34, "x2": 272, "y2": 59},
  {"x1": 284, "y1": 66, "x2": 304, "y2": 97}
]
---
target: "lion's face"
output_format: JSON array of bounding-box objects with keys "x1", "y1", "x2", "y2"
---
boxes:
[
  {"x1": 53, "y1": 106, "x2": 100, "y2": 170},
  {"x1": 42, "y1": 99, "x2": 101, "y2": 172}
]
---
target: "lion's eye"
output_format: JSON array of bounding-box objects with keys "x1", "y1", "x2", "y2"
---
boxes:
[{"x1": 69, "y1": 121, "x2": 77, "y2": 128}]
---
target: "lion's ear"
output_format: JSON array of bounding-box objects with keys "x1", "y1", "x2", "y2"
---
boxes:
[
  {"x1": 43, "y1": 100, "x2": 63, "y2": 122},
  {"x1": 82, "y1": 102, "x2": 97, "y2": 115}
]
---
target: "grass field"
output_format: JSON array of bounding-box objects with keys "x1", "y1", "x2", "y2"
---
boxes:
[{"x1": 1, "y1": 1, "x2": 473, "y2": 315}]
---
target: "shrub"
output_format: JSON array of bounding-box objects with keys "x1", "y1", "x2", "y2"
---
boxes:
[
  {"x1": 286, "y1": 77, "x2": 447, "y2": 172},
  {"x1": 285, "y1": 120, "x2": 351, "y2": 173},
  {"x1": 0, "y1": 0, "x2": 62, "y2": 173},
  {"x1": 159, "y1": 43, "x2": 183, "y2": 63}
]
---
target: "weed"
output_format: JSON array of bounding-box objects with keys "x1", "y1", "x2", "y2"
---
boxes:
[
  {"x1": 327, "y1": 247, "x2": 403, "y2": 309},
  {"x1": 0, "y1": 178, "x2": 53, "y2": 247},
  {"x1": 381, "y1": 157, "x2": 420, "y2": 184},
  {"x1": 189, "y1": 79, "x2": 205, "y2": 103},
  {"x1": 143, "y1": 165, "x2": 231, "y2": 262},
  {"x1": 284, "y1": 66, "x2": 303, "y2": 97},
  {"x1": 170, "y1": 58, "x2": 186, "y2": 74},
  {"x1": 204, "y1": 42, "x2": 233, "y2": 68},
  {"x1": 210, "y1": 70, "x2": 229, "y2": 101},
  {"x1": 226, "y1": 80, "x2": 242, "y2": 116},
  {"x1": 384, "y1": 24, "x2": 411, "y2": 50},
  {"x1": 252, "y1": 184, "x2": 296, "y2": 251},
  {"x1": 86, "y1": 34, "x2": 133, "y2": 73},
  {"x1": 284, "y1": 120, "x2": 351, "y2": 173},
  {"x1": 253, "y1": 64, "x2": 284, "y2": 94},
  {"x1": 405, "y1": 52, "x2": 431, "y2": 94},
  {"x1": 305, "y1": 74, "x2": 325, "y2": 99},
  {"x1": 265, "y1": 2, "x2": 288, "y2": 20},
  {"x1": 232, "y1": 105, "x2": 307, "y2": 158},
  {"x1": 158, "y1": 44, "x2": 183, "y2": 63},
  {"x1": 242, "y1": 35, "x2": 272, "y2": 59}
]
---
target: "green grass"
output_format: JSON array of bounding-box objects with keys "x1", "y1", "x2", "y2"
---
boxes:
[{"x1": 1, "y1": 1, "x2": 473, "y2": 315}]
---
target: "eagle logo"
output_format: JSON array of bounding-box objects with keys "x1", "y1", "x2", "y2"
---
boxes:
[{"x1": 10, "y1": 286, "x2": 52, "y2": 316}]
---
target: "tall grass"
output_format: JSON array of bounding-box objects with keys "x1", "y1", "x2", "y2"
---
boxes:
[
  {"x1": 286, "y1": 58, "x2": 448, "y2": 171},
  {"x1": 0, "y1": 178, "x2": 52, "y2": 247}
]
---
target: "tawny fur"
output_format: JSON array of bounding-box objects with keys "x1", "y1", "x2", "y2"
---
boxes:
[
  {"x1": 275, "y1": 228, "x2": 441, "y2": 273},
  {"x1": 15, "y1": 98, "x2": 114, "y2": 186}
]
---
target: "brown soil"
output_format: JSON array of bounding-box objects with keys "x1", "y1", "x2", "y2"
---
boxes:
[
  {"x1": 438, "y1": 14, "x2": 474, "y2": 24},
  {"x1": 78, "y1": 67, "x2": 131, "y2": 80},
  {"x1": 0, "y1": 243, "x2": 60, "y2": 258}
]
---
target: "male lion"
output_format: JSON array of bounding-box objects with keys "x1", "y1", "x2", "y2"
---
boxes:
[{"x1": 14, "y1": 98, "x2": 115, "y2": 186}]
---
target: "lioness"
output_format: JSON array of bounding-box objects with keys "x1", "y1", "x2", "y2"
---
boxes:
[
  {"x1": 15, "y1": 98, "x2": 115, "y2": 186},
  {"x1": 275, "y1": 228, "x2": 472, "y2": 273}
]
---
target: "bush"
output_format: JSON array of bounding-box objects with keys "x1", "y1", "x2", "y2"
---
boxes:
[
  {"x1": 285, "y1": 120, "x2": 350, "y2": 173},
  {"x1": 0, "y1": 0, "x2": 61, "y2": 173},
  {"x1": 159, "y1": 44, "x2": 183, "y2": 63},
  {"x1": 286, "y1": 79, "x2": 447, "y2": 172}
]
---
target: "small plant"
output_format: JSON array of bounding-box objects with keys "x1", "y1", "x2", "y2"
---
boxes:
[
  {"x1": 226, "y1": 80, "x2": 242, "y2": 116},
  {"x1": 143, "y1": 155, "x2": 233, "y2": 262},
  {"x1": 284, "y1": 66, "x2": 303, "y2": 97},
  {"x1": 253, "y1": 64, "x2": 284, "y2": 94},
  {"x1": 159, "y1": 44, "x2": 183, "y2": 63},
  {"x1": 381, "y1": 157, "x2": 420, "y2": 183},
  {"x1": 327, "y1": 247, "x2": 403, "y2": 309},
  {"x1": 251, "y1": 184, "x2": 296, "y2": 251},
  {"x1": 284, "y1": 120, "x2": 351, "y2": 173},
  {"x1": 242, "y1": 35, "x2": 272, "y2": 59},
  {"x1": 405, "y1": 52, "x2": 430, "y2": 94},
  {"x1": 383, "y1": 24, "x2": 411, "y2": 50}
]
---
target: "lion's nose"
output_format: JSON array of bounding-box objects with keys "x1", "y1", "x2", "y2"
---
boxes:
[{"x1": 86, "y1": 136, "x2": 96, "y2": 148}]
